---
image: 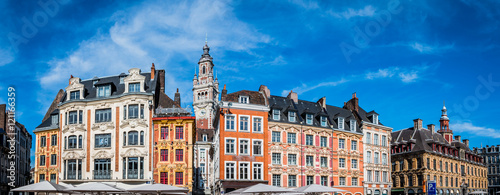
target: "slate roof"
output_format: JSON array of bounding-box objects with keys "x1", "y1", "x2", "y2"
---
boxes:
[
  {"x1": 268, "y1": 95, "x2": 362, "y2": 133},
  {"x1": 223, "y1": 90, "x2": 267, "y2": 106},
  {"x1": 60, "y1": 72, "x2": 155, "y2": 103},
  {"x1": 35, "y1": 109, "x2": 59, "y2": 132},
  {"x1": 391, "y1": 127, "x2": 473, "y2": 153}
]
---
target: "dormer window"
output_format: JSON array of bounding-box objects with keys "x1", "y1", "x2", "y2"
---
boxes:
[
  {"x1": 51, "y1": 115, "x2": 58, "y2": 125},
  {"x1": 350, "y1": 120, "x2": 356, "y2": 131},
  {"x1": 97, "y1": 85, "x2": 111, "y2": 97},
  {"x1": 373, "y1": 115, "x2": 378, "y2": 124},
  {"x1": 320, "y1": 116, "x2": 327, "y2": 127},
  {"x1": 288, "y1": 111, "x2": 296, "y2": 122},
  {"x1": 338, "y1": 117, "x2": 344, "y2": 129},
  {"x1": 70, "y1": 91, "x2": 80, "y2": 100},
  {"x1": 129, "y1": 83, "x2": 140, "y2": 92},
  {"x1": 272, "y1": 109, "x2": 280, "y2": 120},
  {"x1": 120, "y1": 77, "x2": 125, "y2": 84},
  {"x1": 239, "y1": 96, "x2": 249, "y2": 104},
  {"x1": 306, "y1": 114, "x2": 313, "y2": 125}
]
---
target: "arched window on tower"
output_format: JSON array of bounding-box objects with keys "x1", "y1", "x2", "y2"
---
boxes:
[{"x1": 202, "y1": 66, "x2": 206, "y2": 74}]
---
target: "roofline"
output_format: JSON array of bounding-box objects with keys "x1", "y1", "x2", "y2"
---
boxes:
[
  {"x1": 153, "y1": 116, "x2": 195, "y2": 120},
  {"x1": 34, "y1": 126, "x2": 59, "y2": 132}
]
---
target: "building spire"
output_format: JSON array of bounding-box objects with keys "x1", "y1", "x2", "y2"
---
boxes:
[{"x1": 441, "y1": 100, "x2": 448, "y2": 120}]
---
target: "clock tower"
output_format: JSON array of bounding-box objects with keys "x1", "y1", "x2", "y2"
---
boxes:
[{"x1": 193, "y1": 42, "x2": 219, "y2": 129}]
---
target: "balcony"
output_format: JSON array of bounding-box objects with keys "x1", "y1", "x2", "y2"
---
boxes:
[
  {"x1": 127, "y1": 170, "x2": 138, "y2": 179},
  {"x1": 94, "y1": 170, "x2": 112, "y2": 180},
  {"x1": 67, "y1": 170, "x2": 78, "y2": 180}
]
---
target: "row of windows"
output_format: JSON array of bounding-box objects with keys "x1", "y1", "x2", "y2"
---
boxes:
[
  {"x1": 366, "y1": 151, "x2": 388, "y2": 165},
  {"x1": 365, "y1": 170, "x2": 389, "y2": 183},
  {"x1": 69, "y1": 83, "x2": 141, "y2": 100},
  {"x1": 39, "y1": 134, "x2": 58, "y2": 147},
  {"x1": 159, "y1": 172, "x2": 185, "y2": 185},
  {"x1": 271, "y1": 132, "x2": 358, "y2": 150},
  {"x1": 271, "y1": 110, "x2": 357, "y2": 131},
  {"x1": 38, "y1": 174, "x2": 57, "y2": 182},
  {"x1": 159, "y1": 149, "x2": 185, "y2": 162},
  {"x1": 160, "y1": 126, "x2": 185, "y2": 140},
  {"x1": 393, "y1": 158, "x2": 487, "y2": 177},
  {"x1": 271, "y1": 174, "x2": 358, "y2": 187},
  {"x1": 396, "y1": 174, "x2": 487, "y2": 189},
  {"x1": 270, "y1": 152, "x2": 358, "y2": 169},
  {"x1": 365, "y1": 132, "x2": 388, "y2": 146},
  {"x1": 225, "y1": 115, "x2": 263, "y2": 132},
  {"x1": 62, "y1": 131, "x2": 146, "y2": 150},
  {"x1": 225, "y1": 162, "x2": 263, "y2": 180},
  {"x1": 63, "y1": 104, "x2": 146, "y2": 125},
  {"x1": 39, "y1": 154, "x2": 58, "y2": 166},
  {"x1": 225, "y1": 138, "x2": 263, "y2": 156}
]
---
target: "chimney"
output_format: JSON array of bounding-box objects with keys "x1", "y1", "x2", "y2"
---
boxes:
[
  {"x1": 259, "y1": 85, "x2": 270, "y2": 98},
  {"x1": 174, "y1": 88, "x2": 181, "y2": 107},
  {"x1": 151, "y1": 63, "x2": 155, "y2": 80},
  {"x1": 317, "y1": 97, "x2": 326, "y2": 108},
  {"x1": 352, "y1": 92, "x2": 359, "y2": 111},
  {"x1": 463, "y1": 139, "x2": 469, "y2": 147},
  {"x1": 427, "y1": 124, "x2": 435, "y2": 132},
  {"x1": 455, "y1": 135, "x2": 461, "y2": 142},
  {"x1": 69, "y1": 75, "x2": 74, "y2": 85},
  {"x1": 0, "y1": 104, "x2": 5, "y2": 130},
  {"x1": 287, "y1": 90, "x2": 298, "y2": 104},
  {"x1": 413, "y1": 118, "x2": 423, "y2": 130},
  {"x1": 221, "y1": 84, "x2": 227, "y2": 101},
  {"x1": 158, "y1": 69, "x2": 165, "y2": 93}
]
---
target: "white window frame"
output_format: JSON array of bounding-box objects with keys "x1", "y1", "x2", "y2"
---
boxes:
[
  {"x1": 339, "y1": 177, "x2": 346, "y2": 186},
  {"x1": 306, "y1": 114, "x2": 313, "y2": 125},
  {"x1": 306, "y1": 134, "x2": 313, "y2": 146},
  {"x1": 350, "y1": 120, "x2": 356, "y2": 131},
  {"x1": 339, "y1": 138, "x2": 345, "y2": 149},
  {"x1": 225, "y1": 114, "x2": 237, "y2": 131},
  {"x1": 252, "y1": 116, "x2": 263, "y2": 133},
  {"x1": 200, "y1": 149, "x2": 206, "y2": 160},
  {"x1": 239, "y1": 115, "x2": 250, "y2": 132},
  {"x1": 239, "y1": 96, "x2": 249, "y2": 104},
  {"x1": 225, "y1": 161, "x2": 236, "y2": 180},
  {"x1": 352, "y1": 177, "x2": 358, "y2": 186},
  {"x1": 202, "y1": 134, "x2": 208, "y2": 142},
  {"x1": 288, "y1": 111, "x2": 296, "y2": 122},
  {"x1": 374, "y1": 152, "x2": 379, "y2": 164},
  {"x1": 320, "y1": 156, "x2": 328, "y2": 168},
  {"x1": 252, "y1": 139, "x2": 263, "y2": 156},
  {"x1": 239, "y1": 162, "x2": 250, "y2": 180},
  {"x1": 272, "y1": 153, "x2": 281, "y2": 165},
  {"x1": 374, "y1": 134, "x2": 379, "y2": 145},
  {"x1": 339, "y1": 158, "x2": 345, "y2": 168},
  {"x1": 287, "y1": 132, "x2": 296, "y2": 144},
  {"x1": 225, "y1": 138, "x2": 236, "y2": 155},
  {"x1": 272, "y1": 109, "x2": 280, "y2": 120},
  {"x1": 366, "y1": 151, "x2": 372, "y2": 164},
  {"x1": 366, "y1": 132, "x2": 371, "y2": 144},
  {"x1": 306, "y1": 155, "x2": 314, "y2": 167},
  {"x1": 382, "y1": 153, "x2": 387, "y2": 165},
  {"x1": 252, "y1": 162, "x2": 263, "y2": 180},
  {"x1": 288, "y1": 153, "x2": 297, "y2": 165},
  {"x1": 373, "y1": 114, "x2": 378, "y2": 124},
  {"x1": 272, "y1": 131, "x2": 281, "y2": 142},
  {"x1": 351, "y1": 140, "x2": 357, "y2": 151},
  {"x1": 352, "y1": 159, "x2": 358, "y2": 169},
  {"x1": 320, "y1": 116, "x2": 327, "y2": 127},
  {"x1": 320, "y1": 136, "x2": 327, "y2": 147},
  {"x1": 382, "y1": 135, "x2": 387, "y2": 147},
  {"x1": 239, "y1": 138, "x2": 250, "y2": 155},
  {"x1": 338, "y1": 117, "x2": 344, "y2": 129}
]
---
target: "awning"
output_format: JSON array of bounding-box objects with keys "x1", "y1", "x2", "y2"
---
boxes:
[{"x1": 391, "y1": 189, "x2": 405, "y2": 192}]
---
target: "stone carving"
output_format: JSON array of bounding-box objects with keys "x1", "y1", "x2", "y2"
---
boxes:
[
  {"x1": 93, "y1": 150, "x2": 114, "y2": 159},
  {"x1": 121, "y1": 148, "x2": 147, "y2": 157},
  {"x1": 91, "y1": 122, "x2": 115, "y2": 131},
  {"x1": 62, "y1": 124, "x2": 86, "y2": 133},
  {"x1": 63, "y1": 151, "x2": 85, "y2": 160},
  {"x1": 120, "y1": 119, "x2": 148, "y2": 129}
]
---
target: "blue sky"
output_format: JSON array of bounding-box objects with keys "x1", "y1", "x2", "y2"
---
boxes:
[{"x1": 1, "y1": 0, "x2": 500, "y2": 166}]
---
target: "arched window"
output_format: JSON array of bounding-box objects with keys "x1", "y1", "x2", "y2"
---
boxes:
[
  {"x1": 202, "y1": 66, "x2": 206, "y2": 74},
  {"x1": 140, "y1": 131, "x2": 144, "y2": 145},
  {"x1": 128, "y1": 131, "x2": 139, "y2": 145},
  {"x1": 123, "y1": 132, "x2": 127, "y2": 146},
  {"x1": 68, "y1": 136, "x2": 77, "y2": 149},
  {"x1": 78, "y1": 135, "x2": 83, "y2": 148}
]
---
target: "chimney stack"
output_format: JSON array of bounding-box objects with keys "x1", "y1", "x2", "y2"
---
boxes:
[
  {"x1": 427, "y1": 124, "x2": 435, "y2": 132},
  {"x1": 454, "y1": 135, "x2": 461, "y2": 142},
  {"x1": 463, "y1": 139, "x2": 469, "y2": 147},
  {"x1": 352, "y1": 92, "x2": 359, "y2": 111},
  {"x1": 69, "y1": 75, "x2": 74, "y2": 85},
  {"x1": 317, "y1": 97, "x2": 326, "y2": 108},
  {"x1": 174, "y1": 88, "x2": 181, "y2": 107},
  {"x1": 287, "y1": 90, "x2": 298, "y2": 103},
  {"x1": 413, "y1": 118, "x2": 423, "y2": 130},
  {"x1": 259, "y1": 85, "x2": 270, "y2": 98},
  {"x1": 158, "y1": 69, "x2": 165, "y2": 93},
  {"x1": 151, "y1": 63, "x2": 155, "y2": 80},
  {"x1": 221, "y1": 84, "x2": 227, "y2": 101}
]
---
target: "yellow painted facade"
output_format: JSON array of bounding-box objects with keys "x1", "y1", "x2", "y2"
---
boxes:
[{"x1": 34, "y1": 128, "x2": 61, "y2": 183}]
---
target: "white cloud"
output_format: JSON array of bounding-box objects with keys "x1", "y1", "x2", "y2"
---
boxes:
[
  {"x1": 329, "y1": 5, "x2": 376, "y2": 19},
  {"x1": 0, "y1": 48, "x2": 14, "y2": 66},
  {"x1": 451, "y1": 121, "x2": 500, "y2": 139},
  {"x1": 281, "y1": 78, "x2": 349, "y2": 96},
  {"x1": 410, "y1": 42, "x2": 454, "y2": 54},
  {"x1": 38, "y1": 0, "x2": 271, "y2": 109},
  {"x1": 288, "y1": 0, "x2": 319, "y2": 10}
]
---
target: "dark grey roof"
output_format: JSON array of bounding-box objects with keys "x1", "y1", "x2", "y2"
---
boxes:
[
  {"x1": 268, "y1": 95, "x2": 361, "y2": 133},
  {"x1": 35, "y1": 109, "x2": 59, "y2": 132},
  {"x1": 392, "y1": 127, "x2": 461, "y2": 152},
  {"x1": 61, "y1": 72, "x2": 155, "y2": 103}
]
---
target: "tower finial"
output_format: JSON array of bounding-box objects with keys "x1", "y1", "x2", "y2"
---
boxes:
[{"x1": 205, "y1": 33, "x2": 208, "y2": 44}]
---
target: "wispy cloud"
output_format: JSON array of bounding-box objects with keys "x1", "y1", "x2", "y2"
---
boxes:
[
  {"x1": 288, "y1": 0, "x2": 319, "y2": 10},
  {"x1": 451, "y1": 121, "x2": 500, "y2": 139},
  {"x1": 281, "y1": 78, "x2": 349, "y2": 96},
  {"x1": 329, "y1": 5, "x2": 376, "y2": 19},
  {"x1": 410, "y1": 42, "x2": 454, "y2": 54},
  {"x1": 0, "y1": 48, "x2": 14, "y2": 66}
]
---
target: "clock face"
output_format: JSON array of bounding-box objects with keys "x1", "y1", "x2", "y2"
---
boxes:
[{"x1": 200, "y1": 109, "x2": 207, "y2": 116}]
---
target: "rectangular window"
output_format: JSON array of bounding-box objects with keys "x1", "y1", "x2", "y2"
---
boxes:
[
  {"x1": 307, "y1": 176, "x2": 314, "y2": 185},
  {"x1": 161, "y1": 127, "x2": 168, "y2": 140},
  {"x1": 382, "y1": 135, "x2": 387, "y2": 146},
  {"x1": 272, "y1": 153, "x2": 281, "y2": 164},
  {"x1": 375, "y1": 171, "x2": 380, "y2": 182},
  {"x1": 374, "y1": 152, "x2": 379, "y2": 164},
  {"x1": 68, "y1": 111, "x2": 78, "y2": 124},
  {"x1": 160, "y1": 172, "x2": 168, "y2": 184},
  {"x1": 226, "y1": 139, "x2": 235, "y2": 154},
  {"x1": 339, "y1": 177, "x2": 346, "y2": 186},
  {"x1": 272, "y1": 174, "x2": 281, "y2": 186},
  {"x1": 128, "y1": 105, "x2": 139, "y2": 119},
  {"x1": 321, "y1": 116, "x2": 327, "y2": 127},
  {"x1": 239, "y1": 139, "x2": 249, "y2": 155},
  {"x1": 288, "y1": 154, "x2": 297, "y2": 165},
  {"x1": 175, "y1": 172, "x2": 183, "y2": 185},
  {"x1": 339, "y1": 158, "x2": 345, "y2": 168},
  {"x1": 200, "y1": 163, "x2": 205, "y2": 174},
  {"x1": 253, "y1": 117, "x2": 262, "y2": 132},
  {"x1": 320, "y1": 136, "x2": 327, "y2": 147},
  {"x1": 288, "y1": 111, "x2": 296, "y2": 122},
  {"x1": 253, "y1": 163, "x2": 262, "y2": 180},
  {"x1": 39, "y1": 174, "x2": 45, "y2": 181},
  {"x1": 70, "y1": 90, "x2": 80, "y2": 100},
  {"x1": 226, "y1": 162, "x2": 235, "y2": 179},
  {"x1": 272, "y1": 131, "x2": 281, "y2": 142},
  {"x1": 160, "y1": 149, "x2": 168, "y2": 161},
  {"x1": 306, "y1": 155, "x2": 314, "y2": 166},
  {"x1": 95, "y1": 134, "x2": 111, "y2": 148},
  {"x1": 367, "y1": 170, "x2": 372, "y2": 182},
  {"x1": 51, "y1": 135, "x2": 57, "y2": 146},
  {"x1": 287, "y1": 133, "x2": 296, "y2": 144},
  {"x1": 383, "y1": 171, "x2": 388, "y2": 182},
  {"x1": 50, "y1": 154, "x2": 57, "y2": 165},
  {"x1": 226, "y1": 116, "x2": 235, "y2": 130},
  {"x1": 352, "y1": 177, "x2": 358, "y2": 186},
  {"x1": 366, "y1": 132, "x2": 371, "y2": 144},
  {"x1": 202, "y1": 134, "x2": 207, "y2": 142},
  {"x1": 175, "y1": 126, "x2": 184, "y2": 139},
  {"x1": 321, "y1": 157, "x2": 328, "y2": 167},
  {"x1": 273, "y1": 109, "x2": 280, "y2": 120},
  {"x1": 253, "y1": 140, "x2": 262, "y2": 155},
  {"x1": 79, "y1": 110, "x2": 83, "y2": 124},
  {"x1": 306, "y1": 135, "x2": 313, "y2": 146},
  {"x1": 50, "y1": 174, "x2": 56, "y2": 182},
  {"x1": 41, "y1": 136, "x2": 46, "y2": 147},
  {"x1": 40, "y1": 155, "x2": 46, "y2": 166},
  {"x1": 321, "y1": 176, "x2": 328, "y2": 186},
  {"x1": 175, "y1": 149, "x2": 183, "y2": 161},
  {"x1": 94, "y1": 159, "x2": 111, "y2": 180},
  {"x1": 51, "y1": 115, "x2": 58, "y2": 125},
  {"x1": 239, "y1": 96, "x2": 249, "y2": 104},
  {"x1": 352, "y1": 159, "x2": 358, "y2": 169},
  {"x1": 288, "y1": 175, "x2": 297, "y2": 187},
  {"x1": 382, "y1": 153, "x2": 387, "y2": 165},
  {"x1": 350, "y1": 120, "x2": 356, "y2": 131},
  {"x1": 239, "y1": 116, "x2": 249, "y2": 131},
  {"x1": 306, "y1": 114, "x2": 313, "y2": 125},
  {"x1": 366, "y1": 151, "x2": 372, "y2": 163},
  {"x1": 128, "y1": 131, "x2": 138, "y2": 145},
  {"x1": 338, "y1": 117, "x2": 344, "y2": 129},
  {"x1": 239, "y1": 163, "x2": 249, "y2": 180},
  {"x1": 339, "y1": 139, "x2": 345, "y2": 149},
  {"x1": 200, "y1": 149, "x2": 206, "y2": 160},
  {"x1": 374, "y1": 134, "x2": 379, "y2": 145},
  {"x1": 97, "y1": 85, "x2": 111, "y2": 97},
  {"x1": 95, "y1": 109, "x2": 112, "y2": 123},
  {"x1": 129, "y1": 82, "x2": 140, "y2": 92},
  {"x1": 351, "y1": 140, "x2": 357, "y2": 151}
]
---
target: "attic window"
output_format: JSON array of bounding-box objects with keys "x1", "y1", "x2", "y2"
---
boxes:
[
  {"x1": 373, "y1": 115, "x2": 378, "y2": 124},
  {"x1": 51, "y1": 115, "x2": 58, "y2": 125},
  {"x1": 306, "y1": 114, "x2": 313, "y2": 125},
  {"x1": 129, "y1": 82, "x2": 140, "y2": 92},
  {"x1": 272, "y1": 109, "x2": 280, "y2": 120},
  {"x1": 70, "y1": 91, "x2": 80, "y2": 100},
  {"x1": 320, "y1": 116, "x2": 327, "y2": 127},
  {"x1": 239, "y1": 96, "x2": 249, "y2": 104},
  {"x1": 97, "y1": 85, "x2": 111, "y2": 97},
  {"x1": 120, "y1": 77, "x2": 125, "y2": 84},
  {"x1": 350, "y1": 120, "x2": 356, "y2": 131},
  {"x1": 288, "y1": 111, "x2": 296, "y2": 122},
  {"x1": 338, "y1": 117, "x2": 344, "y2": 129}
]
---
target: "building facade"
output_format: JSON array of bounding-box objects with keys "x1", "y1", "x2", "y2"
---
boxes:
[
  {"x1": 212, "y1": 86, "x2": 269, "y2": 194},
  {"x1": 192, "y1": 43, "x2": 219, "y2": 195},
  {"x1": 266, "y1": 89, "x2": 364, "y2": 195},
  {"x1": 474, "y1": 145, "x2": 500, "y2": 195},
  {"x1": 34, "y1": 109, "x2": 61, "y2": 183},
  {"x1": 390, "y1": 105, "x2": 487, "y2": 195},
  {"x1": 343, "y1": 94, "x2": 393, "y2": 195}
]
